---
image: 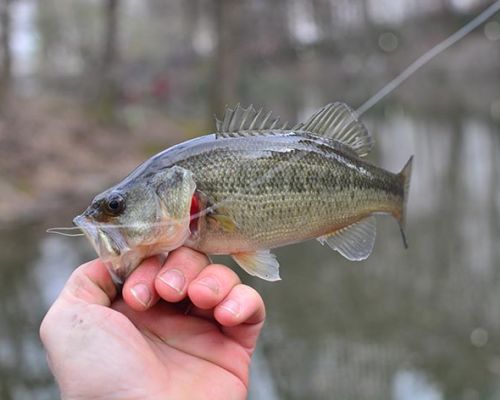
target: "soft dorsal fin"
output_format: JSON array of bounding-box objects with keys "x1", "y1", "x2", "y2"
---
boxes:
[
  {"x1": 293, "y1": 102, "x2": 373, "y2": 157},
  {"x1": 317, "y1": 216, "x2": 376, "y2": 260},
  {"x1": 215, "y1": 104, "x2": 288, "y2": 137}
]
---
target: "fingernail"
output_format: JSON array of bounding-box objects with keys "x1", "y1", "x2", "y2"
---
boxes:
[
  {"x1": 220, "y1": 299, "x2": 240, "y2": 317},
  {"x1": 159, "y1": 269, "x2": 185, "y2": 293},
  {"x1": 130, "y1": 283, "x2": 151, "y2": 307},
  {"x1": 196, "y1": 276, "x2": 219, "y2": 294}
]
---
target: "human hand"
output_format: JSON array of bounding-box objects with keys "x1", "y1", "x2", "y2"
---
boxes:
[{"x1": 40, "y1": 247, "x2": 265, "y2": 400}]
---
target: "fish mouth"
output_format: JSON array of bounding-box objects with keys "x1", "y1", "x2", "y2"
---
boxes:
[
  {"x1": 73, "y1": 214, "x2": 137, "y2": 283},
  {"x1": 73, "y1": 215, "x2": 123, "y2": 257},
  {"x1": 73, "y1": 213, "x2": 190, "y2": 284}
]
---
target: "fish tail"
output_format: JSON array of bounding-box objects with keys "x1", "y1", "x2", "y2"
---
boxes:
[{"x1": 397, "y1": 155, "x2": 414, "y2": 249}]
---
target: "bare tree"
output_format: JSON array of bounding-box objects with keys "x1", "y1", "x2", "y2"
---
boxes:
[
  {"x1": 0, "y1": 0, "x2": 12, "y2": 103},
  {"x1": 312, "y1": 0, "x2": 333, "y2": 39},
  {"x1": 102, "y1": 0, "x2": 119, "y2": 76},
  {"x1": 97, "y1": 0, "x2": 121, "y2": 121},
  {"x1": 181, "y1": 0, "x2": 199, "y2": 54},
  {"x1": 210, "y1": 0, "x2": 244, "y2": 117}
]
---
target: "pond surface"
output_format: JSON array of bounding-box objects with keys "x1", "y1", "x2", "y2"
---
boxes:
[{"x1": 1, "y1": 108, "x2": 499, "y2": 399}]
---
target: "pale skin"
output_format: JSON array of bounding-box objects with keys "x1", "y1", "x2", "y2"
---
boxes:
[{"x1": 39, "y1": 247, "x2": 266, "y2": 400}]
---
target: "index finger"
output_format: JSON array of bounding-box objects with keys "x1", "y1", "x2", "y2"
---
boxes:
[{"x1": 122, "y1": 247, "x2": 210, "y2": 310}]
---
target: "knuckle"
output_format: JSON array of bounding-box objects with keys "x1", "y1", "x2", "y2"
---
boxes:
[
  {"x1": 171, "y1": 247, "x2": 209, "y2": 270},
  {"x1": 206, "y1": 263, "x2": 240, "y2": 283},
  {"x1": 185, "y1": 249, "x2": 209, "y2": 266}
]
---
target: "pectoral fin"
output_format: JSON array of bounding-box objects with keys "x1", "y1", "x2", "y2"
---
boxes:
[
  {"x1": 208, "y1": 213, "x2": 238, "y2": 233},
  {"x1": 317, "y1": 216, "x2": 376, "y2": 261},
  {"x1": 232, "y1": 249, "x2": 281, "y2": 281}
]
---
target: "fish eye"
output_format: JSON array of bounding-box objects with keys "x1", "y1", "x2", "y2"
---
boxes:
[{"x1": 104, "y1": 193, "x2": 125, "y2": 216}]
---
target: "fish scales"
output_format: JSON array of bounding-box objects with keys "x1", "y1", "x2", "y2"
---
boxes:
[
  {"x1": 173, "y1": 138, "x2": 403, "y2": 254},
  {"x1": 73, "y1": 102, "x2": 413, "y2": 282}
]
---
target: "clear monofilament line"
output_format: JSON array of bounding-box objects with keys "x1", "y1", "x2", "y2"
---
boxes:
[
  {"x1": 46, "y1": 227, "x2": 86, "y2": 237},
  {"x1": 356, "y1": 0, "x2": 500, "y2": 116}
]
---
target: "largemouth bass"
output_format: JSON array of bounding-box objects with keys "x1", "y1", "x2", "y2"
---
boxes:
[{"x1": 74, "y1": 102, "x2": 413, "y2": 282}]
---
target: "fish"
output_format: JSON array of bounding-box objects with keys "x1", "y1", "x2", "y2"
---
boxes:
[{"x1": 73, "y1": 102, "x2": 413, "y2": 283}]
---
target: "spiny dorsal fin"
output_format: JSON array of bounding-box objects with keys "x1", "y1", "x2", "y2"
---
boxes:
[
  {"x1": 317, "y1": 216, "x2": 376, "y2": 260},
  {"x1": 293, "y1": 102, "x2": 373, "y2": 157},
  {"x1": 215, "y1": 104, "x2": 288, "y2": 137}
]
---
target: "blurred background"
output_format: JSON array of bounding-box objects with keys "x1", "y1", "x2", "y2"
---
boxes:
[{"x1": 0, "y1": 0, "x2": 499, "y2": 399}]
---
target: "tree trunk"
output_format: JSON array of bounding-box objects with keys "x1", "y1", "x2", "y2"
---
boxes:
[
  {"x1": 97, "y1": 0, "x2": 120, "y2": 122},
  {"x1": 0, "y1": 0, "x2": 13, "y2": 104},
  {"x1": 210, "y1": 0, "x2": 244, "y2": 119},
  {"x1": 103, "y1": 0, "x2": 118, "y2": 74},
  {"x1": 311, "y1": 0, "x2": 333, "y2": 39},
  {"x1": 182, "y1": 0, "x2": 199, "y2": 54}
]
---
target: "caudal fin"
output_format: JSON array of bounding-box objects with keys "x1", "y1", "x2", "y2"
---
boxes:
[{"x1": 398, "y1": 155, "x2": 413, "y2": 249}]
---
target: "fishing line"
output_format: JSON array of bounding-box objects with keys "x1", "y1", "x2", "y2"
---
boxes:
[
  {"x1": 46, "y1": 227, "x2": 85, "y2": 237},
  {"x1": 50, "y1": 221, "x2": 181, "y2": 231},
  {"x1": 356, "y1": 0, "x2": 500, "y2": 116}
]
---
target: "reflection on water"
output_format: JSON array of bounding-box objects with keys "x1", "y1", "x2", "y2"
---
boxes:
[
  {"x1": 393, "y1": 370, "x2": 442, "y2": 400},
  {"x1": 33, "y1": 236, "x2": 84, "y2": 306},
  {"x1": 1, "y1": 110, "x2": 500, "y2": 399},
  {"x1": 0, "y1": 228, "x2": 92, "y2": 400}
]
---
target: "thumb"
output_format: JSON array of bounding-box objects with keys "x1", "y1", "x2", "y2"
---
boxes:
[
  {"x1": 39, "y1": 260, "x2": 120, "y2": 395},
  {"x1": 40, "y1": 259, "x2": 118, "y2": 348},
  {"x1": 60, "y1": 259, "x2": 118, "y2": 306}
]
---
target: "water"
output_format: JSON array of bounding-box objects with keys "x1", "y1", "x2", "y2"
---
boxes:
[
  {"x1": 0, "y1": 225, "x2": 92, "y2": 400},
  {"x1": 1, "y1": 108, "x2": 499, "y2": 399}
]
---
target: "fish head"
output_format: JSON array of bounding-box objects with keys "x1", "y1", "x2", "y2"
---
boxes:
[{"x1": 74, "y1": 166, "x2": 196, "y2": 282}]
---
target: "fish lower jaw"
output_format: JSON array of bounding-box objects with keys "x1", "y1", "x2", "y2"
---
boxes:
[
  {"x1": 104, "y1": 231, "x2": 191, "y2": 283},
  {"x1": 102, "y1": 251, "x2": 144, "y2": 284}
]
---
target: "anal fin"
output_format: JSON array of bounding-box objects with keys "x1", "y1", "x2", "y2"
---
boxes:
[
  {"x1": 317, "y1": 216, "x2": 376, "y2": 261},
  {"x1": 232, "y1": 249, "x2": 281, "y2": 281}
]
